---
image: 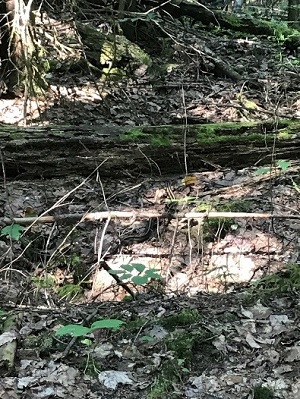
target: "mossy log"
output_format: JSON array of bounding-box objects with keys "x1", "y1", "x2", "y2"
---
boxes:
[{"x1": 0, "y1": 121, "x2": 299, "y2": 179}]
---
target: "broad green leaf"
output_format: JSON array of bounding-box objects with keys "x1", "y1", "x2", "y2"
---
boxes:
[
  {"x1": 132, "y1": 275, "x2": 149, "y2": 285},
  {"x1": 121, "y1": 264, "x2": 134, "y2": 272},
  {"x1": 277, "y1": 160, "x2": 291, "y2": 171},
  {"x1": 140, "y1": 335, "x2": 155, "y2": 342},
  {"x1": 1, "y1": 224, "x2": 26, "y2": 240},
  {"x1": 81, "y1": 338, "x2": 93, "y2": 346},
  {"x1": 255, "y1": 167, "x2": 270, "y2": 176},
  {"x1": 0, "y1": 310, "x2": 7, "y2": 316},
  {"x1": 90, "y1": 319, "x2": 124, "y2": 330},
  {"x1": 131, "y1": 263, "x2": 146, "y2": 273},
  {"x1": 56, "y1": 324, "x2": 91, "y2": 337},
  {"x1": 145, "y1": 270, "x2": 161, "y2": 279}
]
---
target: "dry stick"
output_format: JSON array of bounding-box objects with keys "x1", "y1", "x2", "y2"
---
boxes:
[
  {"x1": 7, "y1": 210, "x2": 300, "y2": 226},
  {"x1": 99, "y1": 260, "x2": 136, "y2": 299}
]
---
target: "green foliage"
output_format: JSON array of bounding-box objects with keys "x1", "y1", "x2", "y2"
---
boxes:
[
  {"x1": 109, "y1": 263, "x2": 161, "y2": 285},
  {"x1": 32, "y1": 275, "x2": 56, "y2": 288},
  {"x1": 0, "y1": 310, "x2": 7, "y2": 316},
  {"x1": 119, "y1": 11, "x2": 157, "y2": 23},
  {"x1": 149, "y1": 357, "x2": 189, "y2": 399},
  {"x1": 161, "y1": 309, "x2": 202, "y2": 329},
  {"x1": 251, "y1": 264, "x2": 300, "y2": 293},
  {"x1": 149, "y1": 375, "x2": 174, "y2": 399},
  {"x1": 255, "y1": 160, "x2": 291, "y2": 175},
  {"x1": 218, "y1": 199, "x2": 252, "y2": 213},
  {"x1": 167, "y1": 332, "x2": 194, "y2": 360},
  {"x1": 292, "y1": 177, "x2": 300, "y2": 193},
  {"x1": 0, "y1": 224, "x2": 26, "y2": 240},
  {"x1": 56, "y1": 319, "x2": 125, "y2": 338},
  {"x1": 57, "y1": 284, "x2": 83, "y2": 299},
  {"x1": 253, "y1": 385, "x2": 274, "y2": 399},
  {"x1": 120, "y1": 128, "x2": 145, "y2": 141}
]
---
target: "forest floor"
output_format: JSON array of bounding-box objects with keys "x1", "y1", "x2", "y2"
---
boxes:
[{"x1": 0, "y1": 4, "x2": 300, "y2": 399}]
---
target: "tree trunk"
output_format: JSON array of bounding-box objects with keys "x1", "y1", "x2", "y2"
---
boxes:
[
  {"x1": 0, "y1": 0, "x2": 44, "y2": 97},
  {"x1": 0, "y1": 121, "x2": 299, "y2": 179}
]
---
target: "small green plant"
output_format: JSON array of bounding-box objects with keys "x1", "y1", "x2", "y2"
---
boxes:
[
  {"x1": 56, "y1": 319, "x2": 125, "y2": 338},
  {"x1": 176, "y1": 358, "x2": 190, "y2": 373},
  {"x1": 57, "y1": 283, "x2": 83, "y2": 299},
  {"x1": 292, "y1": 177, "x2": 300, "y2": 193},
  {"x1": 255, "y1": 160, "x2": 291, "y2": 175},
  {"x1": 109, "y1": 263, "x2": 161, "y2": 285},
  {"x1": 1, "y1": 224, "x2": 26, "y2": 240},
  {"x1": 161, "y1": 309, "x2": 202, "y2": 329},
  {"x1": 32, "y1": 275, "x2": 56, "y2": 288},
  {"x1": 253, "y1": 385, "x2": 274, "y2": 399},
  {"x1": 251, "y1": 264, "x2": 300, "y2": 293}
]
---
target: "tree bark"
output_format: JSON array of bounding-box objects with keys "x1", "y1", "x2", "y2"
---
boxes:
[{"x1": 0, "y1": 121, "x2": 299, "y2": 179}]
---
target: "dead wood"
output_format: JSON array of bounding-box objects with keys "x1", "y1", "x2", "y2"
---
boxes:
[{"x1": 0, "y1": 122, "x2": 299, "y2": 179}]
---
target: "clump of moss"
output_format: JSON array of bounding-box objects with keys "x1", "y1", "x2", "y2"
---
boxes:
[
  {"x1": 253, "y1": 385, "x2": 274, "y2": 399},
  {"x1": 161, "y1": 309, "x2": 202, "y2": 330},
  {"x1": 251, "y1": 263, "x2": 300, "y2": 294}
]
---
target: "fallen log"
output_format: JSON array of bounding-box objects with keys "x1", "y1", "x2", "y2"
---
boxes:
[{"x1": 0, "y1": 120, "x2": 299, "y2": 179}]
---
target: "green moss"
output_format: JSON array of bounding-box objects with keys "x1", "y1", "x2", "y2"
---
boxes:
[
  {"x1": 251, "y1": 264, "x2": 300, "y2": 294},
  {"x1": 120, "y1": 128, "x2": 145, "y2": 141},
  {"x1": 196, "y1": 130, "x2": 267, "y2": 145},
  {"x1": 253, "y1": 385, "x2": 274, "y2": 399},
  {"x1": 120, "y1": 128, "x2": 171, "y2": 146},
  {"x1": 218, "y1": 199, "x2": 252, "y2": 213},
  {"x1": 23, "y1": 331, "x2": 55, "y2": 353},
  {"x1": 277, "y1": 128, "x2": 292, "y2": 139},
  {"x1": 166, "y1": 332, "x2": 195, "y2": 360},
  {"x1": 149, "y1": 326, "x2": 216, "y2": 398},
  {"x1": 122, "y1": 318, "x2": 149, "y2": 336},
  {"x1": 101, "y1": 67, "x2": 127, "y2": 80},
  {"x1": 161, "y1": 309, "x2": 202, "y2": 330},
  {"x1": 223, "y1": 14, "x2": 243, "y2": 27},
  {"x1": 166, "y1": 329, "x2": 216, "y2": 365},
  {"x1": 151, "y1": 134, "x2": 171, "y2": 147},
  {"x1": 149, "y1": 370, "x2": 177, "y2": 399},
  {"x1": 195, "y1": 122, "x2": 272, "y2": 146},
  {"x1": 203, "y1": 218, "x2": 232, "y2": 241}
]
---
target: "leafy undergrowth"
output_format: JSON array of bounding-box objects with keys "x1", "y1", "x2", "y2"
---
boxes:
[{"x1": 0, "y1": 285, "x2": 299, "y2": 398}]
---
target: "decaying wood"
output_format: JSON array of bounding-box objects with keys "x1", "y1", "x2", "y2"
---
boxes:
[{"x1": 0, "y1": 121, "x2": 299, "y2": 179}]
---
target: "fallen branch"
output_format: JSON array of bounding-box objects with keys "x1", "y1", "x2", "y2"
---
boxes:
[{"x1": 3, "y1": 210, "x2": 300, "y2": 227}]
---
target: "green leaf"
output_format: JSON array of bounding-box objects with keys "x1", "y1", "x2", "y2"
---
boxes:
[
  {"x1": 140, "y1": 335, "x2": 155, "y2": 342},
  {"x1": 144, "y1": 269, "x2": 161, "y2": 279},
  {"x1": 81, "y1": 338, "x2": 93, "y2": 346},
  {"x1": 121, "y1": 264, "x2": 134, "y2": 272},
  {"x1": 0, "y1": 310, "x2": 7, "y2": 316},
  {"x1": 277, "y1": 159, "x2": 291, "y2": 171},
  {"x1": 132, "y1": 275, "x2": 149, "y2": 285},
  {"x1": 255, "y1": 167, "x2": 270, "y2": 176},
  {"x1": 177, "y1": 358, "x2": 186, "y2": 366},
  {"x1": 56, "y1": 324, "x2": 91, "y2": 337},
  {"x1": 292, "y1": 178, "x2": 300, "y2": 193},
  {"x1": 90, "y1": 319, "x2": 125, "y2": 330},
  {"x1": 1, "y1": 224, "x2": 26, "y2": 240},
  {"x1": 131, "y1": 263, "x2": 146, "y2": 273},
  {"x1": 119, "y1": 273, "x2": 132, "y2": 280}
]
